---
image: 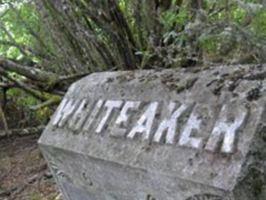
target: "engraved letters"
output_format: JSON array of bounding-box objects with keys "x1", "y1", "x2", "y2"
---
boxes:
[
  {"x1": 96, "y1": 100, "x2": 123, "y2": 134},
  {"x1": 127, "y1": 102, "x2": 158, "y2": 141},
  {"x1": 153, "y1": 103, "x2": 188, "y2": 144},
  {"x1": 52, "y1": 98, "x2": 249, "y2": 154},
  {"x1": 111, "y1": 101, "x2": 141, "y2": 137},
  {"x1": 205, "y1": 104, "x2": 248, "y2": 154},
  {"x1": 179, "y1": 112, "x2": 203, "y2": 149}
]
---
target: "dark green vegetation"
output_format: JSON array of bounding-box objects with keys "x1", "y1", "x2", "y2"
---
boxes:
[{"x1": 0, "y1": 0, "x2": 266, "y2": 134}]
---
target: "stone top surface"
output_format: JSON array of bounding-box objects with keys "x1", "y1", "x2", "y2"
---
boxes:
[{"x1": 39, "y1": 64, "x2": 266, "y2": 192}]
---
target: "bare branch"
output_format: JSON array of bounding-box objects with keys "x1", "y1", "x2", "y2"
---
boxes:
[
  {"x1": 0, "y1": 57, "x2": 59, "y2": 83},
  {"x1": 0, "y1": 125, "x2": 45, "y2": 138},
  {"x1": 0, "y1": 105, "x2": 8, "y2": 135},
  {"x1": 30, "y1": 96, "x2": 61, "y2": 110},
  {"x1": 0, "y1": 82, "x2": 16, "y2": 89},
  {"x1": 57, "y1": 72, "x2": 90, "y2": 83},
  {"x1": 0, "y1": 68, "x2": 60, "y2": 101}
]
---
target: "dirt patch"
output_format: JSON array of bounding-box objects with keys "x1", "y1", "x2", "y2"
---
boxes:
[{"x1": 0, "y1": 135, "x2": 61, "y2": 200}]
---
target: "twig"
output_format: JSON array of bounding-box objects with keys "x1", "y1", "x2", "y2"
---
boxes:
[
  {"x1": 30, "y1": 97, "x2": 61, "y2": 110},
  {"x1": 0, "y1": 82, "x2": 16, "y2": 89},
  {"x1": 57, "y1": 72, "x2": 90, "y2": 83},
  {"x1": 0, "y1": 125, "x2": 45, "y2": 139},
  {"x1": 0, "y1": 104, "x2": 8, "y2": 136}
]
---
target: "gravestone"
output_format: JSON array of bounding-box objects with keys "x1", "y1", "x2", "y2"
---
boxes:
[{"x1": 39, "y1": 64, "x2": 266, "y2": 200}]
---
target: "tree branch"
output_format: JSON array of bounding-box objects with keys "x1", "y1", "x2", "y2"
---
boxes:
[
  {"x1": 0, "y1": 40, "x2": 51, "y2": 60},
  {"x1": 0, "y1": 57, "x2": 59, "y2": 83},
  {"x1": 0, "y1": 82, "x2": 16, "y2": 89},
  {"x1": 0, "y1": 68, "x2": 61, "y2": 101},
  {"x1": 0, "y1": 125, "x2": 45, "y2": 138}
]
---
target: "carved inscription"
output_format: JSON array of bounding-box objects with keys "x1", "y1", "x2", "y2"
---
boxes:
[{"x1": 52, "y1": 98, "x2": 249, "y2": 154}]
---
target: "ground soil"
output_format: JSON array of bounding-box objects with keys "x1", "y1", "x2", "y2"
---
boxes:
[{"x1": 0, "y1": 134, "x2": 61, "y2": 200}]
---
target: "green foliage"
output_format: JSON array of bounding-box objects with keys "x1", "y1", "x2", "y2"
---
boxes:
[
  {"x1": 199, "y1": 34, "x2": 219, "y2": 53},
  {"x1": 252, "y1": 9, "x2": 266, "y2": 38},
  {"x1": 0, "y1": 1, "x2": 54, "y2": 127},
  {"x1": 7, "y1": 88, "x2": 51, "y2": 125},
  {"x1": 0, "y1": 1, "x2": 40, "y2": 60},
  {"x1": 0, "y1": 0, "x2": 55, "y2": 67},
  {"x1": 160, "y1": 7, "x2": 188, "y2": 31},
  {"x1": 232, "y1": 7, "x2": 247, "y2": 24}
]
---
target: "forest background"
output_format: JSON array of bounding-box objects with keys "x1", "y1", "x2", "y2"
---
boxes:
[{"x1": 0, "y1": 1, "x2": 265, "y2": 199}]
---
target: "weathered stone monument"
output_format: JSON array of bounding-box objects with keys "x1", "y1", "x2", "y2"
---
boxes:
[{"x1": 39, "y1": 64, "x2": 266, "y2": 200}]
